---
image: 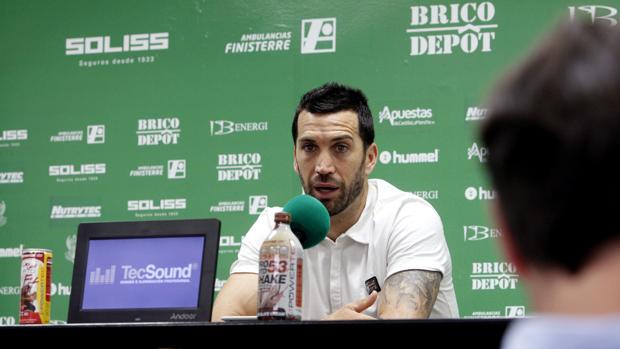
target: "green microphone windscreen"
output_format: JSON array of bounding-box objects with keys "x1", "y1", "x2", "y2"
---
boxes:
[{"x1": 282, "y1": 195, "x2": 330, "y2": 249}]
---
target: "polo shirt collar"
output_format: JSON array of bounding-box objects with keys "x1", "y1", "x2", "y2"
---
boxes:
[{"x1": 339, "y1": 181, "x2": 376, "y2": 245}]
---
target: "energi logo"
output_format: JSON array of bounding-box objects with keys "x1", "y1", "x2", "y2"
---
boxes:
[
  {"x1": 210, "y1": 120, "x2": 268, "y2": 135},
  {"x1": 168, "y1": 160, "x2": 186, "y2": 179},
  {"x1": 569, "y1": 5, "x2": 618, "y2": 25},
  {"x1": 249, "y1": 195, "x2": 268, "y2": 215},
  {"x1": 137, "y1": 118, "x2": 181, "y2": 146},
  {"x1": 66, "y1": 33, "x2": 169, "y2": 55},
  {"x1": 407, "y1": 2, "x2": 497, "y2": 56},
  {"x1": 0, "y1": 172, "x2": 24, "y2": 184},
  {"x1": 217, "y1": 153, "x2": 262, "y2": 181},
  {"x1": 467, "y1": 142, "x2": 487, "y2": 162},
  {"x1": 301, "y1": 18, "x2": 336, "y2": 54},
  {"x1": 463, "y1": 225, "x2": 501, "y2": 241}
]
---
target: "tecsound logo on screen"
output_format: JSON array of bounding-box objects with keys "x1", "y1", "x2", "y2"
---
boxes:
[
  {"x1": 407, "y1": 2, "x2": 497, "y2": 56},
  {"x1": 136, "y1": 118, "x2": 181, "y2": 146},
  {"x1": 0, "y1": 171, "x2": 23, "y2": 184},
  {"x1": 89, "y1": 263, "x2": 196, "y2": 285},
  {"x1": 471, "y1": 262, "x2": 519, "y2": 290},
  {"x1": 217, "y1": 153, "x2": 262, "y2": 181},
  {"x1": 378, "y1": 106, "x2": 434, "y2": 127},
  {"x1": 379, "y1": 149, "x2": 439, "y2": 165}
]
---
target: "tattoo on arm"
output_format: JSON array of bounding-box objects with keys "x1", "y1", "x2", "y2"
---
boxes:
[{"x1": 378, "y1": 269, "x2": 441, "y2": 318}]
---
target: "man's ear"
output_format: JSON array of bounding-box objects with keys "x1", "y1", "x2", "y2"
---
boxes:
[
  {"x1": 492, "y1": 200, "x2": 529, "y2": 277},
  {"x1": 365, "y1": 143, "x2": 378, "y2": 175}
]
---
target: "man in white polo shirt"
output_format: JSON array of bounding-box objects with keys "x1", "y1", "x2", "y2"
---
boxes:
[{"x1": 212, "y1": 82, "x2": 458, "y2": 320}]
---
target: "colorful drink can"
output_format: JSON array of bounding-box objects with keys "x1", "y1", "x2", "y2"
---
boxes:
[{"x1": 19, "y1": 249, "x2": 52, "y2": 324}]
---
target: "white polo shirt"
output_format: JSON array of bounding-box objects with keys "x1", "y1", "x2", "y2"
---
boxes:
[{"x1": 230, "y1": 178, "x2": 459, "y2": 319}]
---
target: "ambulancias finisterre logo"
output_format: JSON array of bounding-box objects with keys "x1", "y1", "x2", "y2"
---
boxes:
[
  {"x1": 0, "y1": 201, "x2": 7, "y2": 227},
  {"x1": 301, "y1": 18, "x2": 336, "y2": 54},
  {"x1": 50, "y1": 125, "x2": 105, "y2": 144},
  {"x1": 407, "y1": 2, "x2": 497, "y2": 56}
]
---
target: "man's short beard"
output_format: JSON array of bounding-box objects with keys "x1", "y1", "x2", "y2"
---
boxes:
[{"x1": 298, "y1": 157, "x2": 366, "y2": 216}]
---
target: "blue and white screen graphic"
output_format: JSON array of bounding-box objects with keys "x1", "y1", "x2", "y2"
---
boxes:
[{"x1": 82, "y1": 236, "x2": 205, "y2": 310}]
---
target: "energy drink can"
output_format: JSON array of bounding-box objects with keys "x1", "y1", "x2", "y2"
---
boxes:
[{"x1": 19, "y1": 249, "x2": 52, "y2": 324}]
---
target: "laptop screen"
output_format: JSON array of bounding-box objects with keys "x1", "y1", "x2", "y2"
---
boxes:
[{"x1": 68, "y1": 219, "x2": 220, "y2": 323}]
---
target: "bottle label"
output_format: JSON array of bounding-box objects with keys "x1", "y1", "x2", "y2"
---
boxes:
[{"x1": 258, "y1": 240, "x2": 301, "y2": 320}]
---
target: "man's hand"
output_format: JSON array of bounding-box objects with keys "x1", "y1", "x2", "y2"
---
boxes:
[{"x1": 323, "y1": 291, "x2": 378, "y2": 320}]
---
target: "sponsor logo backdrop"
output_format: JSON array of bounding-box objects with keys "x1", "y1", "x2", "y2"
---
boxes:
[{"x1": 2, "y1": 0, "x2": 613, "y2": 321}]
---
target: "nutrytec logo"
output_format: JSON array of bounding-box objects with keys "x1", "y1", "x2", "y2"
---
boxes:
[
  {"x1": 407, "y1": 2, "x2": 497, "y2": 56},
  {"x1": 137, "y1": 118, "x2": 181, "y2": 146},
  {"x1": 464, "y1": 186, "x2": 495, "y2": 201},
  {"x1": 66, "y1": 33, "x2": 169, "y2": 56},
  {"x1": 89, "y1": 263, "x2": 197, "y2": 285},
  {"x1": 463, "y1": 225, "x2": 501, "y2": 241},
  {"x1": 210, "y1": 201, "x2": 244, "y2": 213},
  {"x1": 249, "y1": 195, "x2": 268, "y2": 215},
  {"x1": 569, "y1": 5, "x2": 618, "y2": 25},
  {"x1": 210, "y1": 120, "x2": 268, "y2": 136},
  {"x1": 0, "y1": 171, "x2": 23, "y2": 184},
  {"x1": 217, "y1": 153, "x2": 262, "y2": 181},
  {"x1": 0, "y1": 244, "x2": 23, "y2": 258},
  {"x1": 50, "y1": 125, "x2": 105, "y2": 144},
  {"x1": 467, "y1": 142, "x2": 487, "y2": 162},
  {"x1": 50, "y1": 205, "x2": 102, "y2": 219},
  {"x1": 0, "y1": 129, "x2": 27, "y2": 148},
  {"x1": 225, "y1": 32, "x2": 292, "y2": 54},
  {"x1": 378, "y1": 106, "x2": 434, "y2": 126},
  {"x1": 471, "y1": 262, "x2": 519, "y2": 290},
  {"x1": 301, "y1": 18, "x2": 336, "y2": 54},
  {"x1": 379, "y1": 149, "x2": 440, "y2": 165},
  {"x1": 465, "y1": 106, "x2": 487, "y2": 121}
]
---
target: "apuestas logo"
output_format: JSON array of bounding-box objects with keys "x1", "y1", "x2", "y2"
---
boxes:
[
  {"x1": 210, "y1": 201, "x2": 245, "y2": 213},
  {"x1": 464, "y1": 186, "x2": 496, "y2": 201},
  {"x1": 465, "y1": 106, "x2": 487, "y2": 121},
  {"x1": 249, "y1": 195, "x2": 268, "y2": 215},
  {"x1": 0, "y1": 171, "x2": 24, "y2": 184},
  {"x1": 50, "y1": 205, "x2": 101, "y2": 219},
  {"x1": 0, "y1": 244, "x2": 23, "y2": 258},
  {"x1": 127, "y1": 199, "x2": 186, "y2": 211},
  {"x1": 0, "y1": 129, "x2": 28, "y2": 141},
  {"x1": 378, "y1": 106, "x2": 434, "y2": 126},
  {"x1": 136, "y1": 118, "x2": 181, "y2": 146},
  {"x1": 217, "y1": 153, "x2": 262, "y2": 181},
  {"x1": 407, "y1": 2, "x2": 497, "y2": 56},
  {"x1": 463, "y1": 225, "x2": 501, "y2": 241},
  {"x1": 569, "y1": 5, "x2": 618, "y2": 25},
  {"x1": 467, "y1": 142, "x2": 487, "y2": 162},
  {"x1": 66, "y1": 33, "x2": 169, "y2": 56},
  {"x1": 49, "y1": 164, "x2": 106, "y2": 176},
  {"x1": 50, "y1": 125, "x2": 105, "y2": 144},
  {"x1": 301, "y1": 18, "x2": 337, "y2": 54},
  {"x1": 379, "y1": 149, "x2": 440, "y2": 165},
  {"x1": 471, "y1": 262, "x2": 519, "y2": 290},
  {"x1": 209, "y1": 120, "x2": 268, "y2": 136}
]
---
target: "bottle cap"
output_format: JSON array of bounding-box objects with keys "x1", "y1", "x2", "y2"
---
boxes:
[{"x1": 274, "y1": 212, "x2": 291, "y2": 224}]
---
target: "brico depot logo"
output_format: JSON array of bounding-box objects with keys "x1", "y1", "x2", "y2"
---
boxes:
[
  {"x1": 465, "y1": 106, "x2": 487, "y2": 121},
  {"x1": 464, "y1": 186, "x2": 496, "y2": 201},
  {"x1": 65, "y1": 234, "x2": 77, "y2": 263},
  {"x1": 210, "y1": 201, "x2": 245, "y2": 213},
  {"x1": 50, "y1": 124, "x2": 105, "y2": 144},
  {"x1": 249, "y1": 195, "x2": 268, "y2": 215},
  {"x1": 471, "y1": 262, "x2": 519, "y2": 290},
  {"x1": 136, "y1": 118, "x2": 181, "y2": 146},
  {"x1": 379, "y1": 149, "x2": 440, "y2": 165},
  {"x1": 50, "y1": 205, "x2": 102, "y2": 219},
  {"x1": 209, "y1": 120, "x2": 269, "y2": 136},
  {"x1": 0, "y1": 129, "x2": 28, "y2": 148},
  {"x1": 569, "y1": 5, "x2": 618, "y2": 25},
  {"x1": 407, "y1": 2, "x2": 497, "y2": 56},
  {"x1": 467, "y1": 142, "x2": 487, "y2": 162},
  {"x1": 49, "y1": 163, "x2": 106, "y2": 183},
  {"x1": 217, "y1": 153, "x2": 262, "y2": 181},
  {"x1": 0, "y1": 171, "x2": 24, "y2": 184},
  {"x1": 301, "y1": 18, "x2": 336, "y2": 54},
  {"x1": 127, "y1": 198, "x2": 186, "y2": 218},
  {"x1": 463, "y1": 225, "x2": 501, "y2": 241},
  {"x1": 0, "y1": 244, "x2": 23, "y2": 258},
  {"x1": 378, "y1": 106, "x2": 434, "y2": 127}
]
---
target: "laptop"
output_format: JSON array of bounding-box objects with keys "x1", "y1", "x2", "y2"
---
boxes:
[{"x1": 67, "y1": 219, "x2": 220, "y2": 323}]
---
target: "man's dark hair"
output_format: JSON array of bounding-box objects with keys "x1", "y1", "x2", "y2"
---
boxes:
[
  {"x1": 481, "y1": 21, "x2": 620, "y2": 274},
  {"x1": 292, "y1": 82, "x2": 375, "y2": 149}
]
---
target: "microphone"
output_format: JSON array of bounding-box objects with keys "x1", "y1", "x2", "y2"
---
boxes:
[{"x1": 282, "y1": 195, "x2": 330, "y2": 249}]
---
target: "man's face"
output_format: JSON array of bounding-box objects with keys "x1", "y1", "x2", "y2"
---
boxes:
[{"x1": 294, "y1": 110, "x2": 375, "y2": 216}]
